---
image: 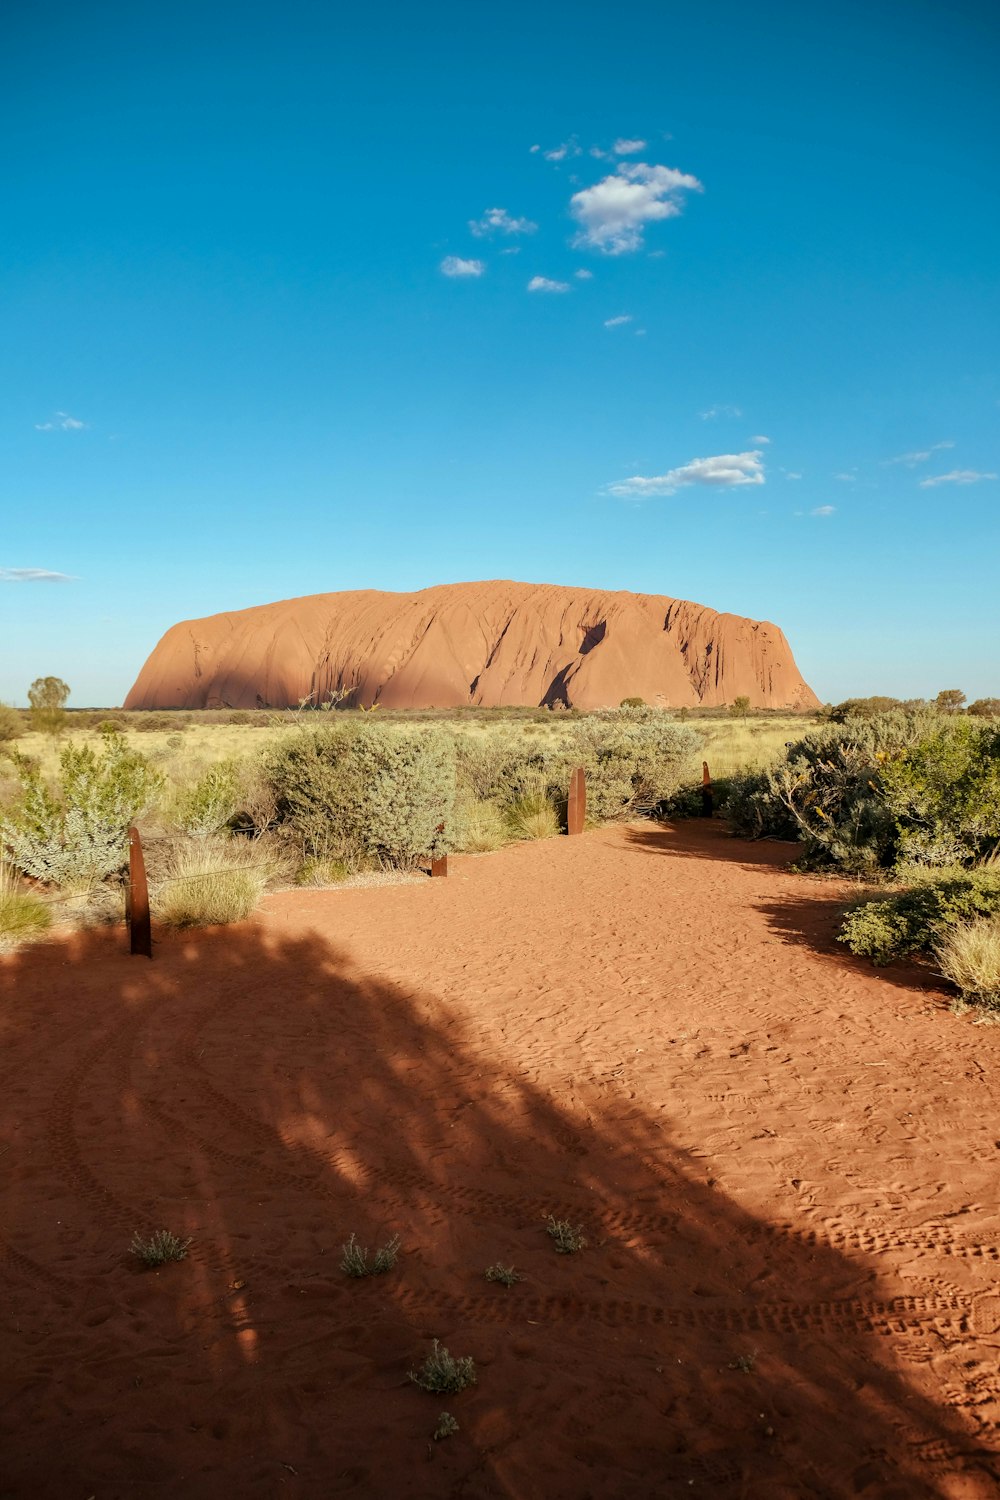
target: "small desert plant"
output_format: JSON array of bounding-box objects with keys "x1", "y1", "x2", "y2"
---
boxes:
[
  {"x1": 839, "y1": 868, "x2": 1000, "y2": 965},
  {"x1": 0, "y1": 730, "x2": 163, "y2": 890},
  {"x1": 504, "y1": 784, "x2": 560, "y2": 841},
  {"x1": 730, "y1": 1349, "x2": 758, "y2": 1373},
  {"x1": 0, "y1": 862, "x2": 51, "y2": 946},
  {"x1": 453, "y1": 796, "x2": 509, "y2": 854},
  {"x1": 934, "y1": 917, "x2": 1000, "y2": 1011},
  {"x1": 433, "y1": 1412, "x2": 460, "y2": 1441},
  {"x1": 546, "y1": 1216, "x2": 587, "y2": 1254},
  {"x1": 484, "y1": 1262, "x2": 524, "y2": 1287},
  {"x1": 168, "y1": 762, "x2": 240, "y2": 838},
  {"x1": 340, "y1": 1231, "x2": 401, "y2": 1277},
  {"x1": 129, "y1": 1228, "x2": 192, "y2": 1267},
  {"x1": 153, "y1": 838, "x2": 270, "y2": 926},
  {"x1": 296, "y1": 855, "x2": 351, "y2": 886},
  {"x1": 409, "y1": 1340, "x2": 477, "y2": 1394}
]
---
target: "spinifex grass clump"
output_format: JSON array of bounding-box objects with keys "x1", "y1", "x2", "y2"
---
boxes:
[
  {"x1": 433, "y1": 1413, "x2": 459, "y2": 1441},
  {"x1": 546, "y1": 1216, "x2": 587, "y2": 1254},
  {"x1": 130, "y1": 1229, "x2": 192, "y2": 1267},
  {"x1": 340, "y1": 1231, "x2": 401, "y2": 1277},
  {"x1": 484, "y1": 1262, "x2": 524, "y2": 1287},
  {"x1": 409, "y1": 1340, "x2": 477, "y2": 1394},
  {"x1": 935, "y1": 917, "x2": 1000, "y2": 1013},
  {"x1": 0, "y1": 862, "x2": 51, "y2": 947}
]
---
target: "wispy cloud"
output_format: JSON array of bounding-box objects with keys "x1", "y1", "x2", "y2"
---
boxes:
[
  {"x1": 834, "y1": 472, "x2": 857, "y2": 482},
  {"x1": 785, "y1": 471, "x2": 803, "y2": 480},
  {"x1": 603, "y1": 314, "x2": 632, "y2": 328},
  {"x1": 811, "y1": 505, "x2": 836, "y2": 517},
  {"x1": 570, "y1": 162, "x2": 702, "y2": 254},
  {"x1": 440, "y1": 256, "x2": 485, "y2": 278},
  {"x1": 919, "y1": 469, "x2": 998, "y2": 488},
  {"x1": 527, "y1": 276, "x2": 570, "y2": 293},
  {"x1": 885, "y1": 439, "x2": 954, "y2": 467},
  {"x1": 751, "y1": 434, "x2": 771, "y2": 445},
  {"x1": 574, "y1": 268, "x2": 593, "y2": 280},
  {"x1": 609, "y1": 450, "x2": 765, "y2": 498},
  {"x1": 535, "y1": 137, "x2": 581, "y2": 163},
  {"x1": 699, "y1": 404, "x2": 742, "y2": 420},
  {"x1": 34, "y1": 411, "x2": 86, "y2": 431},
  {"x1": 613, "y1": 137, "x2": 647, "y2": 155},
  {"x1": 469, "y1": 207, "x2": 537, "y2": 238},
  {"x1": 0, "y1": 567, "x2": 77, "y2": 583}
]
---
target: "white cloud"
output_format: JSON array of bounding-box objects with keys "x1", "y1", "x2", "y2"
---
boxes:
[
  {"x1": 603, "y1": 314, "x2": 632, "y2": 328},
  {"x1": 885, "y1": 440, "x2": 954, "y2": 467},
  {"x1": 811, "y1": 505, "x2": 836, "y2": 517},
  {"x1": 834, "y1": 472, "x2": 857, "y2": 481},
  {"x1": 785, "y1": 471, "x2": 803, "y2": 480},
  {"x1": 570, "y1": 161, "x2": 702, "y2": 254},
  {"x1": 751, "y1": 434, "x2": 771, "y2": 445},
  {"x1": 499, "y1": 245, "x2": 521, "y2": 255},
  {"x1": 574, "y1": 268, "x2": 593, "y2": 280},
  {"x1": 699, "y1": 404, "x2": 742, "y2": 420},
  {"x1": 527, "y1": 276, "x2": 570, "y2": 293},
  {"x1": 919, "y1": 469, "x2": 998, "y2": 488},
  {"x1": 542, "y1": 137, "x2": 581, "y2": 163},
  {"x1": 0, "y1": 567, "x2": 76, "y2": 582},
  {"x1": 440, "y1": 256, "x2": 485, "y2": 278},
  {"x1": 609, "y1": 449, "x2": 765, "y2": 498},
  {"x1": 35, "y1": 411, "x2": 86, "y2": 431},
  {"x1": 469, "y1": 207, "x2": 537, "y2": 238},
  {"x1": 613, "y1": 137, "x2": 647, "y2": 155},
  {"x1": 529, "y1": 144, "x2": 541, "y2": 153}
]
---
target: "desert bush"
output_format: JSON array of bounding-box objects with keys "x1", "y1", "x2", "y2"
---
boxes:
[
  {"x1": 169, "y1": 762, "x2": 240, "y2": 838},
  {"x1": 838, "y1": 868, "x2": 1000, "y2": 965},
  {"x1": 340, "y1": 1232, "x2": 400, "y2": 1276},
  {"x1": 546, "y1": 1216, "x2": 587, "y2": 1253},
  {"x1": 433, "y1": 1413, "x2": 459, "y2": 1441},
  {"x1": 934, "y1": 918, "x2": 1000, "y2": 1010},
  {"x1": 409, "y1": 1341, "x2": 477, "y2": 1394},
  {"x1": 0, "y1": 730, "x2": 163, "y2": 890},
  {"x1": 484, "y1": 1262, "x2": 524, "y2": 1287},
  {"x1": 296, "y1": 855, "x2": 351, "y2": 886},
  {"x1": 269, "y1": 722, "x2": 456, "y2": 870},
  {"x1": 830, "y1": 696, "x2": 907, "y2": 722},
  {"x1": 968, "y1": 699, "x2": 1000, "y2": 719},
  {"x1": 0, "y1": 862, "x2": 51, "y2": 946},
  {"x1": 567, "y1": 708, "x2": 700, "y2": 822},
  {"x1": 153, "y1": 838, "x2": 271, "y2": 926},
  {"x1": 28, "y1": 676, "x2": 70, "y2": 735},
  {"x1": 721, "y1": 768, "x2": 800, "y2": 839},
  {"x1": 0, "y1": 703, "x2": 24, "y2": 743},
  {"x1": 504, "y1": 784, "x2": 560, "y2": 841},
  {"x1": 880, "y1": 718, "x2": 1000, "y2": 867},
  {"x1": 620, "y1": 696, "x2": 646, "y2": 708},
  {"x1": 454, "y1": 727, "x2": 556, "y2": 807}
]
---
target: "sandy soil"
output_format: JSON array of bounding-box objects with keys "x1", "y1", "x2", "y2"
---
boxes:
[{"x1": 1, "y1": 821, "x2": 998, "y2": 1498}]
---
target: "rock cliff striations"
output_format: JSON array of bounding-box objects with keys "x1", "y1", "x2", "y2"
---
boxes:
[{"x1": 123, "y1": 580, "x2": 819, "y2": 712}]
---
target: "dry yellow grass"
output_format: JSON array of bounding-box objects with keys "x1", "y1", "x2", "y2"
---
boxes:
[
  {"x1": 0, "y1": 862, "x2": 52, "y2": 947},
  {"x1": 153, "y1": 839, "x2": 272, "y2": 926},
  {"x1": 935, "y1": 917, "x2": 1000, "y2": 1010}
]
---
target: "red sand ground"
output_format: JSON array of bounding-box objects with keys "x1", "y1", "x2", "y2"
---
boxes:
[{"x1": 1, "y1": 821, "x2": 998, "y2": 1498}]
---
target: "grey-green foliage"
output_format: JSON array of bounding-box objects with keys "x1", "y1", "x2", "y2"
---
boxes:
[
  {"x1": 269, "y1": 721, "x2": 456, "y2": 870},
  {"x1": 567, "y1": 707, "x2": 700, "y2": 822},
  {"x1": 129, "y1": 1228, "x2": 192, "y2": 1267},
  {"x1": 0, "y1": 730, "x2": 163, "y2": 888},
  {"x1": 171, "y1": 762, "x2": 240, "y2": 838},
  {"x1": 455, "y1": 726, "x2": 558, "y2": 807},
  {"x1": 409, "y1": 1340, "x2": 477, "y2": 1394},
  {"x1": 340, "y1": 1231, "x2": 401, "y2": 1276},
  {"x1": 838, "y1": 868, "x2": 1000, "y2": 966},
  {"x1": 726, "y1": 709, "x2": 942, "y2": 874},
  {"x1": 0, "y1": 703, "x2": 23, "y2": 743},
  {"x1": 546, "y1": 1215, "x2": 587, "y2": 1253}
]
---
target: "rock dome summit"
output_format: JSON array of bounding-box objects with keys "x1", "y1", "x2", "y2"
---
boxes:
[{"x1": 123, "y1": 580, "x2": 819, "y2": 712}]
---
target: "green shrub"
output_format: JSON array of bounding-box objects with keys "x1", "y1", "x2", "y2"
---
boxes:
[
  {"x1": 0, "y1": 703, "x2": 24, "y2": 743},
  {"x1": 968, "y1": 699, "x2": 1000, "y2": 719},
  {"x1": 130, "y1": 1229, "x2": 191, "y2": 1267},
  {"x1": 296, "y1": 855, "x2": 351, "y2": 885},
  {"x1": 838, "y1": 868, "x2": 1000, "y2": 965},
  {"x1": 721, "y1": 768, "x2": 799, "y2": 839},
  {"x1": 28, "y1": 676, "x2": 70, "y2": 736},
  {"x1": 455, "y1": 728, "x2": 556, "y2": 807},
  {"x1": 340, "y1": 1232, "x2": 401, "y2": 1276},
  {"x1": 620, "y1": 696, "x2": 646, "y2": 708},
  {"x1": 504, "y1": 784, "x2": 560, "y2": 840},
  {"x1": 830, "y1": 696, "x2": 907, "y2": 722},
  {"x1": 934, "y1": 918, "x2": 1000, "y2": 1010},
  {"x1": 169, "y1": 763, "x2": 240, "y2": 838},
  {"x1": 0, "y1": 730, "x2": 163, "y2": 890},
  {"x1": 546, "y1": 1216, "x2": 587, "y2": 1253},
  {"x1": 567, "y1": 708, "x2": 700, "y2": 822},
  {"x1": 880, "y1": 718, "x2": 1000, "y2": 867},
  {"x1": 269, "y1": 722, "x2": 456, "y2": 871},
  {"x1": 452, "y1": 795, "x2": 509, "y2": 853},
  {"x1": 154, "y1": 838, "x2": 271, "y2": 926},
  {"x1": 409, "y1": 1341, "x2": 477, "y2": 1394}
]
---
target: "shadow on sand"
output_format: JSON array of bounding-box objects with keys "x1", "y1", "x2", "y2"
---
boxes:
[{"x1": 0, "y1": 910, "x2": 992, "y2": 1498}]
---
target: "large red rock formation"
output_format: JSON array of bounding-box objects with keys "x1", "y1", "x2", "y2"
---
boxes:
[{"x1": 123, "y1": 580, "x2": 819, "y2": 711}]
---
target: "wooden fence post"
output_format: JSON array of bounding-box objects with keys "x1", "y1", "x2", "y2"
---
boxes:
[
  {"x1": 431, "y1": 822, "x2": 448, "y2": 877},
  {"x1": 701, "y1": 761, "x2": 714, "y2": 818},
  {"x1": 127, "y1": 825, "x2": 152, "y2": 957},
  {"x1": 567, "y1": 767, "x2": 586, "y2": 835}
]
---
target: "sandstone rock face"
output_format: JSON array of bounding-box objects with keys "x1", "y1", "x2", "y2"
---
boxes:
[{"x1": 123, "y1": 580, "x2": 819, "y2": 712}]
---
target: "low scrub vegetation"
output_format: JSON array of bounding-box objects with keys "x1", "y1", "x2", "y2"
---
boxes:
[
  {"x1": 839, "y1": 868, "x2": 1000, "y2": 966},
  {"x1": 0, "y1": 862, "x2": 51, "y2": 946},
  {"x1": 409, "y1": 1340, "x2": 477, "y2": 1394},
  {"x1": 153, "y1": 839, "x2": 272, "y2": 926},
  {"x1": 935, "y1": 918, "x2": 1000, "y2": 1012},
  {"x1": 129, "y1": 1229, "x2": 192, "y2": 1267},
  {"x1": 340, "y1": 1231, "x2": 401, "y2": 1277}
]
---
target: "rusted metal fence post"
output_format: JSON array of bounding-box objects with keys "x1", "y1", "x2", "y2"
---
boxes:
[
  {"x1": 127, "y1": 825, "x2": 152, "y2": 957},
  {"x1": 567, "y1": 767, "x2": 586, "y2": 835},
  {"x1": 701, "y1": 761, "x2": 714, "y2": 818},
  {"x1": 431, "y1": 822, "x2": 448, "y2": 878}
]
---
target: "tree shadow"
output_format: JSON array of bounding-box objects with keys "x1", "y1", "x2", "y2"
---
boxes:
[
  {"x1": 0, "y1": 920, "x2": 994, "y2": 1498},
  {"x1": 624, "y1": 818, "x2": 802, "y2": 872}
]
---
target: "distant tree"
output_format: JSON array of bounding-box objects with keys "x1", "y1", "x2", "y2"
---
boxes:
[
  {"x1": 27, "y1": 676, "x2": 70, "y2": 735},
  {"x1": 830, "y1": 696, "x2": 905, "y2": 722},
  {"x1": 620, "y1": 696, "x2": 646, "y2": 709},
  {"x1": 934, "y1": 689, "x2": 966, "y2": 715},
  {"x1": 968, "y1": 698, "x2": 1000, "y2": 719},
  {"x1": 729, "y1": 696, "x2": 751, "y2": 720}
]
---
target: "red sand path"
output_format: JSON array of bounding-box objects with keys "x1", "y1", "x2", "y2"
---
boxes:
[{"x1": 1, "y1": 821, "x2": 999, "y2": 1498}]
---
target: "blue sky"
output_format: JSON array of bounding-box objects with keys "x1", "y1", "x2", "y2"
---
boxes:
[{"x1": 2, "y1": 0, "x2": 998, "y2": 706}]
